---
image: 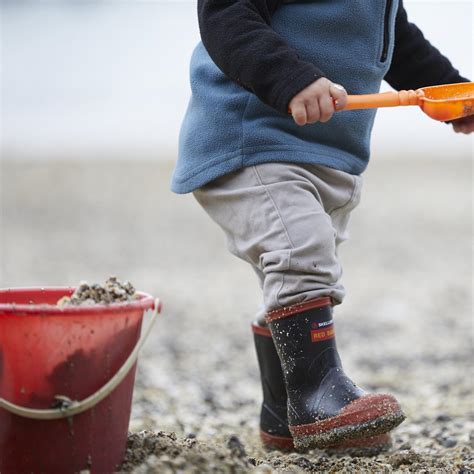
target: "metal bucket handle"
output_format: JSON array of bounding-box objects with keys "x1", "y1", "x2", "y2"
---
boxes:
[{"x1": 0, "y1": 298, "x2": 161, "y2": 420}]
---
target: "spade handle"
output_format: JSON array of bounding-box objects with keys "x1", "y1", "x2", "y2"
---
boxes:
[{"x1": 343, "y1": 89, "x2": 422, "y2": 111}]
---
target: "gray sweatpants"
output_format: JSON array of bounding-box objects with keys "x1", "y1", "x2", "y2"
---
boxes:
[{"x1": 193, "y1": 162, "x2": 362, "y2": 323}]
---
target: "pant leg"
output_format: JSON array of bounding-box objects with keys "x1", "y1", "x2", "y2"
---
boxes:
[
  {"x1": 193, "y1": 162, "x2": 362, "y2": 314},
  {"x1": 309, "y1": 164, "x2": 363, "y2": 250},
  {"x1": 252, "y1": 268, "x2": 268, "y2": 326}
]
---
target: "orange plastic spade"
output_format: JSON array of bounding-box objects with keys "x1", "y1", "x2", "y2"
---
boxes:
[{"x1": 341, "y1": 82, "x2": 474, "y2": 121}]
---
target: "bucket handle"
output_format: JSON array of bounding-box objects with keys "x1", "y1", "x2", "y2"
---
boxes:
[{"x1": 0, "y1": 298, "x2": 161, "y2": 420}]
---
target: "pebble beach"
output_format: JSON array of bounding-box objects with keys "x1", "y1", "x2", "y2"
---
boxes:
[{"x1": 1, "y1": 157, "x2": 472, "y2": 473}]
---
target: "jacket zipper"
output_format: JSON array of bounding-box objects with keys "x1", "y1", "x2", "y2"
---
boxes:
[{"x1": 381, "y1": 0, "x2": 393, "y2": 62}]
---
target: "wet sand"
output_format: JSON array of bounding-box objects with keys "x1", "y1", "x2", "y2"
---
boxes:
[{"x1": 1, "y1": 158, "x2": 472, "y2": 472}]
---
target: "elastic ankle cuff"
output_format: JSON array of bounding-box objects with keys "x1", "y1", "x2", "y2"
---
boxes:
[{"x1": 265, "y1": 297, "x2": 332, "y2": 323}]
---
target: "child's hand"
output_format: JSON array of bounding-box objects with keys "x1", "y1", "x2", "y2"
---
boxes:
[
  {"x1": 451, "y1": 115, "x2": 474, "y2": 134},
  {"x1": 289, "y1": 78, "x2": 348, "y2": 126}
]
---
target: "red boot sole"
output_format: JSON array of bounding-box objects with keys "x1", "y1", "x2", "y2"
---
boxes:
[
  {"x1": 289, "y1": 393, "x2": 405, "y2": 450},
  {"x1": 260, "y1": 430, "x2": 294, "y2": 451},
  {"x1": 260, "y1": 430, "x2": 392, "y2": 455}
]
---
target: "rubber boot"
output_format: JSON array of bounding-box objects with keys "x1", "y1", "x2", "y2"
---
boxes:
[
  {"x1": 252, "y1": 322, "x2": 392, "y2": 455},
  {"x1": 265, "y1": 297, "x2": 405, "y2": 450},
  {"x1": 252, "y1": 322, "x2": 295, "y2": 451}
]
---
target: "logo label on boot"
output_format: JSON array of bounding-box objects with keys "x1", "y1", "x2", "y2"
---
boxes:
[{"x1": 311, "y1": 321, "x2": 334, "y2": 342}]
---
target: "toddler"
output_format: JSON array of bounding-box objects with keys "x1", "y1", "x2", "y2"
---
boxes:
[{"x1": 171, "y1": 0, "x2": 473, "y2": 451}]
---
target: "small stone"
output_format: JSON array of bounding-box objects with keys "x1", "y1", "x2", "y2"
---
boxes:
[
  {"x1": 226, "y1": 435, "x2": 247, "y2": 458},
  {"x1": 436, "y1": 413, "x2": 452, "y2": 422},
  {"x1": 440, "y1": 437, "x2": 457, "y2": 448},
  {"x1": 388, "y1": 450, "x2": 423, "y2": 468}
]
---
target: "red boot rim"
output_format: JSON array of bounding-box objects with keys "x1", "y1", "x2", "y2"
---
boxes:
[
  {"x1": 265, "y1": 297, "x2": 332, "y2": 323},
  {"x1": 251, "y1": 322, "x2": 272, "y2": 337}
]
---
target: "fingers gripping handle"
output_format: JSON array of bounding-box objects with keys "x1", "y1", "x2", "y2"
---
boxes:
[
  {"x1": 288, "y1": 89, "x2": 422, "y2": 115},
  {"x1": 0, "y1": 298, "x2": 162, "y2": 420}
]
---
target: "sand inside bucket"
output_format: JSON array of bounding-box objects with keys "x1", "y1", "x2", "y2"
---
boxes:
[{"x1": 57, "y1": 277, "x2": 139, "y2": 306}]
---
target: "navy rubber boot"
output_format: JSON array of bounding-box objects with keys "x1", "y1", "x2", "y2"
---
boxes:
[
  {"x1": 252, "y1": 321, "x2": 393, "y2": 454},
  {"x1": 253, "y1": 322, "x2": 294, "y2": 451},
  {"x1": 265, "y1": 297, "x2": 405, "y2": 450}
]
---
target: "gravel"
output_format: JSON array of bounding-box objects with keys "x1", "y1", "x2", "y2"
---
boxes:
[
  {"x1": 57, "y1": 276, "x2": 138, "y2": 306},
  {"x1": 1, "y1": 158, "x2": 472, "y2": 473}
]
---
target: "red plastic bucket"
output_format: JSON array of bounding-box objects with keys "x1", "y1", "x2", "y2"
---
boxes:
[{"x1": 0, "y1": 287, "x2": 160, "y2": 474}]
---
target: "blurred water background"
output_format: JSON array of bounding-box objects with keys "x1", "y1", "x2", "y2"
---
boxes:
[{"x1": 1, "y1": 0, "x2": 473, "y2": 162}]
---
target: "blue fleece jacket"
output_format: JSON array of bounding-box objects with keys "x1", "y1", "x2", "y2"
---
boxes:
[{"x1": 171, "y1": 0, "x2": 399, "y2": 194}]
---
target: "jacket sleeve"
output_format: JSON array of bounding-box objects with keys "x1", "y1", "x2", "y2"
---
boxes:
[
  {"x1": 198, "y1": 0, "x2": 326, "y2": 114},
  {"x1": 384, "y1": 0, "x2": 469, "y2": 90}
]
